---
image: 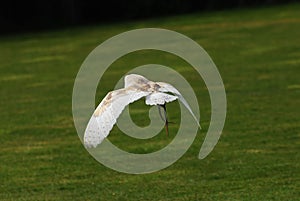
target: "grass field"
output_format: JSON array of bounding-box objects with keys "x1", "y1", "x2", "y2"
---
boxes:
[{"x1": 1, "y1": 3, "x2": 300, "y2": 201}]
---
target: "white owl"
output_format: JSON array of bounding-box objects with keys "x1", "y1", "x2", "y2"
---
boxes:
[{"x1": 84, "y1": 74, "x2": 200, "y2": 148}]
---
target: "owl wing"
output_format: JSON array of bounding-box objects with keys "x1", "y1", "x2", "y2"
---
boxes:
[
  {"x1": 156, "y1": 82, "x2": 201, "y2": 128},
  {"x1": 84, "y1": 87, "x2": 150, "y2": 148}
]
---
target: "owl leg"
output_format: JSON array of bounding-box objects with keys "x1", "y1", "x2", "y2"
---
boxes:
[{"x1": 158, "y1": 103, "x2": 169, "y2": 136}]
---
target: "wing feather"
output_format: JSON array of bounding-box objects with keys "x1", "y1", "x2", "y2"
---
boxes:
[
  {"x1": 145, "y1": 92, "x2": 177, "y2": 105},
  {"x1": 156, "y1": 82, "x2": 201, "y2": 128},
  {"x1": 84, "y1": 87, "x2": 150, "y2": 148}
]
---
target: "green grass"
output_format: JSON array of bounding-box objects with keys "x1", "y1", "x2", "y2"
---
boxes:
[{"x1": 1, "y1": 3, "x2": 300, "y2": 201}]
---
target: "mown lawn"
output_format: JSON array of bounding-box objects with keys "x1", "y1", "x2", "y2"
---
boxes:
[{"x1": 0, "y1": 3, "x2": 299, "y2": 201}]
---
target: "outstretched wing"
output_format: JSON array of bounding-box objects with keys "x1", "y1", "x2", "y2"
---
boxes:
[
  {"x1": 84, "y1": 87, "x2": 150, "y2": 148},
  {"x1": 156, "y1": 82, "x2": 201, "y2": 128}
]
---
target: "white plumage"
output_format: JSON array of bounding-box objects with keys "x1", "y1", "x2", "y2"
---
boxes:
[{"x1": 84, "y1": 74, "x2": 200, "y2": 148}]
